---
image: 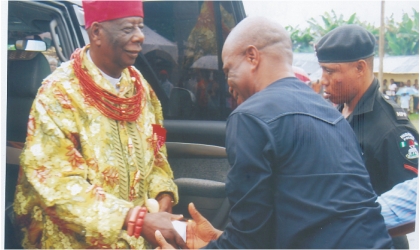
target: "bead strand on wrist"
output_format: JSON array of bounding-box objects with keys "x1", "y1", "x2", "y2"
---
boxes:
[
  {"x1": 127, "y1": 206, "x2": 147, "y2": 238},
  {"x1": 134, "y1": 207, "x2": 147, "y2": 238}
]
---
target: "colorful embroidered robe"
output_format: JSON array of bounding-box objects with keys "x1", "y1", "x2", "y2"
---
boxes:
[{"x1": 13, "y1": 46, "x2": 178, "y2": 249}]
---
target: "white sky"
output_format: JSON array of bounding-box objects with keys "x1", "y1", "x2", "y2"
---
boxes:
[{"x1": 243, "y1": 0, "x2": 419, "y2": 28}]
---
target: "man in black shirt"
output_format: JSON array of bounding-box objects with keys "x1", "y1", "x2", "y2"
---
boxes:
[{"x1": 315, "y1": 24, "x2": 419, "y2": 249}]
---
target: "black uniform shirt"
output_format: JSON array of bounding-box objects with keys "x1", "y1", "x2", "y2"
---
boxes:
[
  {"x1": 205, "y1": 78, "x2": 392, "y2": 249},
  {"x1": 339, "y1": 79, "x2": 419, "y2": 195}
]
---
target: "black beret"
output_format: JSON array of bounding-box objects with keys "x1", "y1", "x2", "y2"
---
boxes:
[{"x1": 315, "y1": 24, "x2": 376, "y2": 63}]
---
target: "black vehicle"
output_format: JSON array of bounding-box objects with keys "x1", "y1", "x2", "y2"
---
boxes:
[{"x1": 5, "y1": 0, "x2": 246, "y2": 248}]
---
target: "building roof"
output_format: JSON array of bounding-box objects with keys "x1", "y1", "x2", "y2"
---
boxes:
[
  {"x1": 373, "y1": 55, "x2": 419, "y2": 74},
  {"x1": 293, "y1": 53, "x2": 419, "y2": 81}
]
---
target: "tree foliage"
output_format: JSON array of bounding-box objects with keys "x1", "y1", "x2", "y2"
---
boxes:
[
  {"x1": 385, "y1": 8, "x2": 419, "y2": 55},
  {"x1": 286, "y1": 8, "x2": 419, "y2": 55}
]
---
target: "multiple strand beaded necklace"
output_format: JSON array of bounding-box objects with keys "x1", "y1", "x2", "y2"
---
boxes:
[{"x1": 72, "y1": 47, "x2": 143, "y2": 121}]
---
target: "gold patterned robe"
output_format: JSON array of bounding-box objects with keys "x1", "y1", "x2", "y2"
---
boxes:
[{"x1": 13, "y1": 46, "x2": 178, "y2": 249}]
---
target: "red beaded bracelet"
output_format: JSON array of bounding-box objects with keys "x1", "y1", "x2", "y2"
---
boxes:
[
  {"x1": 127, "y1": 206, "x2": 141, "y2": 236},
  {"x1": 133, "y1": 207, "x2": 147, "y2": 238}
]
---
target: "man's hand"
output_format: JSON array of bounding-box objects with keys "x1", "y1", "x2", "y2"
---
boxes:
[
  {"x1": 142, "y1": 212, "x2": 187, "y2": 249},
  {"x1": 155, "y1": 230, "x2": 176, "y2": 249},
  {"x1": 186, "y1": 203, "x2": 223, "y2": 249}
]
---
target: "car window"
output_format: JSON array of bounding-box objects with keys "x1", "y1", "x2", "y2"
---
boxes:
[
  {"x1": 41, "y1": 36, "x2": 61, "y2": 72},
  {"x1": 8, "y1": 2, "x2": 64, "y2": 73},
  {"x1": 8, "y1": 32, "x2": 61, "y2": 74},
  {"x1": 143, "y1": 1, "x2": 239, "y2": 121}
]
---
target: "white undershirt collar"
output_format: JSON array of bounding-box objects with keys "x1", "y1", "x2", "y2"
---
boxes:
[{"x1": 87, "y1": 49, "x2": 121, "y2": 90}]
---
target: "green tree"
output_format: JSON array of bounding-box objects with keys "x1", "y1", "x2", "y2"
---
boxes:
[
  {"x1": 307, "y1": 10, "x2": 359, "y2": 39},
  {"x1": 286, "y1": 8, "x2": 419, "y2": 56},
  {"x1": 286, "y1": 10, "x2": 361, "y2": 52},
  {"x1": 385, "y1": 8, "x2": 419, "y2": 55},
  {"x1": 286, "y1": 26, "x2": 314, "y2": 52}
]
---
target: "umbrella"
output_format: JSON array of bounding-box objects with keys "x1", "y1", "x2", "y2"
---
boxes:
[
  {"x1": 142, "y1": 25, "x2": 178, "y2": 63},
  {"x1": 396, "y1": 86, "x2": 418, "y2": 96},
  {"x1": 191, "y1": 55, "x2": 218, "y2": 70}
]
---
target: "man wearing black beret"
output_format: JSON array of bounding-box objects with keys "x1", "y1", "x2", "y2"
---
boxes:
[{"x1": 315, "y1": 24, "x2": 419, "y2": 249}]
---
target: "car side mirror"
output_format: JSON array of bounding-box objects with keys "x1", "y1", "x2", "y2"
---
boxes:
[{"x1": 15, "y1": 40, "x2": 47, "y2": 51}]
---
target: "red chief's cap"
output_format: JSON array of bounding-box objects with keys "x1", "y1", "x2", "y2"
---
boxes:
[{"x1": 83, "y1": 0, "x2": 144, "y2": 29}]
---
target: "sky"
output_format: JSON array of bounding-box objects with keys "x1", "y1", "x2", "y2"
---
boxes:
[{"x1": 243, "y1": 0, "x2": 419, "y2": 29}]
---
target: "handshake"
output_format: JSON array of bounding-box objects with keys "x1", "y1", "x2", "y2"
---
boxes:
[{"x1": 155, "y1": 203, "x2": 223, "y2": 249}]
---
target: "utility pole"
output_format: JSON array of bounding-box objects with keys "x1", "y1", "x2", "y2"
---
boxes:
[{"x1": 379, "y1": 0, "x2": 385, "y2": 92}]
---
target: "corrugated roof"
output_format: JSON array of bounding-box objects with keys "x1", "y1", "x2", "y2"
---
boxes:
[
  {"x1": 293, "y1": 53, "x2": 419, "y2": 81},
  {"x1": 373, "y1": 55, "x2": 419, "y2": 74}
]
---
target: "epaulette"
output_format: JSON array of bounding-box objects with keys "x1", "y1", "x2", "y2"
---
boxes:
[{"x1": 382, "y1": 94, "x2": 409, "y2": 121}]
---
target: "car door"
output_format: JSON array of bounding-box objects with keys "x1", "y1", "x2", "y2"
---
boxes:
[{"x1": 6, "y1": 1, "x2": 82, "y2": 248}]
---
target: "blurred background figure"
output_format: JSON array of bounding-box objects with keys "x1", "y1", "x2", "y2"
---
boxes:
[
  {"x1": 397, "y1": 80, "x2": 418, "y2": 114},
  {"x1": 196, "y1": 69, "x2": 220, "y2": 120},
  {"x1": 387, "y1": 78, "x2": 398, "y2": 102},
  {"x1": 382, "y1": 79, "x2": 388, "y2": 94},
  {"x1": 159, "y1": 69, "x2": 174, "y2": 98},
  {"x1": 184, "y1": 69, "x2": 198, "y2": 94}
]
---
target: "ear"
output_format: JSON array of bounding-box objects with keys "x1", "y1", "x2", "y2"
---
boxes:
[
  {"x1": 89, "y1": 22, "x2": 102, "y2": 46},
  {"x1": 244, "y1": 45, "x2": 259, "y2": 68},
  {"x1": 356, "y1": 60, "x2": 368, "y2": 75}
]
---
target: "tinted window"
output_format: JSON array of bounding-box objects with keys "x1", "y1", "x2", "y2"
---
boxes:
[
  {"x1": 8, "y1": 1, "x2": 62, "y2": 72},
  {"x1": 143, "y1": 1, "x2": 239, "y2": 121}
]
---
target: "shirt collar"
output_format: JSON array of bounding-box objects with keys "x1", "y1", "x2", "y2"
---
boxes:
[
  {"x1": 87, "y1": 49, "x2": 122, "y2": 89},
  {"x1": 339, "y1": 78, "x2": 379, "y2": 120}
]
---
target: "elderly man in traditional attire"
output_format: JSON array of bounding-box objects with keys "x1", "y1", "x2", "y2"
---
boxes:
[{"x1": 13, "y1": 1, "x2": 185, "y2": 249}]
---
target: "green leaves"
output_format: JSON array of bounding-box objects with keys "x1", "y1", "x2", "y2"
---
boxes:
[
  {"x1": 286, "y1": 25, "x2": 315, "y2": 53},
  {"x1": 385, "y1": 8, "x2": 419, "y2": 55},
  {"x1": 286, "y1": 9, "x2": 419, "y2": 55}
]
